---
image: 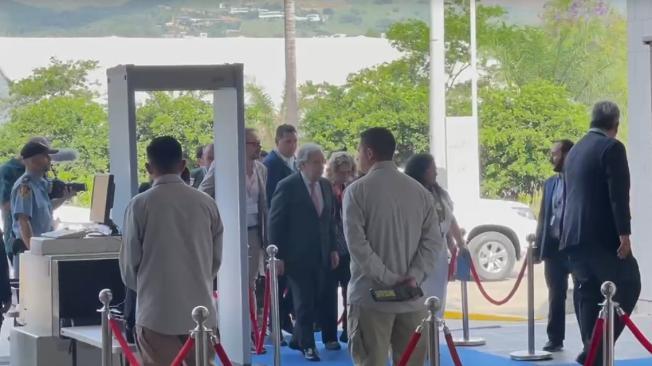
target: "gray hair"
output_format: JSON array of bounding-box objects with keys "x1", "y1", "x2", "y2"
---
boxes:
[
  {"x1": 296, "y1": 143, "x2": 323, "y2": 167},
  {"x1": 591, "y1": 101, "x2": 620, "y2": 131},
  {"x1": 326, "y1": 151, "x2": 357, "y2": 181}
]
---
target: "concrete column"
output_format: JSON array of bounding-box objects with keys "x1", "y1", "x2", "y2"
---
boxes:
[{"x1": 627, "y1": 0, "x2": 652, "y2": 305}]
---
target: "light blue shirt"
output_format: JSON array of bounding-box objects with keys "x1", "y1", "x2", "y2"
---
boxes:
[{"x1": 11, "y1": 172, "x2": 53, "y2": 240}]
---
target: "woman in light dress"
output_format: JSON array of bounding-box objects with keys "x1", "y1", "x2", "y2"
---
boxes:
[{"x1": 405, "y1": 153, "x2": 466, "y2": 317}]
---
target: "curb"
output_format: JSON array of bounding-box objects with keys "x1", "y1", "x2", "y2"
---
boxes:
[{"x1": 444, "y1": 310, "x2": 534, "y2": 322}]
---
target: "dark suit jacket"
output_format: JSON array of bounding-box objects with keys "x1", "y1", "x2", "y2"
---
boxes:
[
  {"x1": 268, "y1": 173, "x2": 336, "y2": 272},
  {"x1": 535, "y1": 176, "x2": 561, "y2": 260},
  {"x1": 263, "y1": 150, "x2": 294, "y2": 206},
  {"x1": 561, "y1": 130, "x2": 631, "y2": 253}
]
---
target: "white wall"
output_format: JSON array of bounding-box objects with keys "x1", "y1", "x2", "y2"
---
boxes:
[{"x1": 627, "y1": 0, "x2": 652, "y2": 304}]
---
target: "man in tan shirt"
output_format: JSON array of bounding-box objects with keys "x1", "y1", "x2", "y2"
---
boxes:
[
  {"x1": 120, "y1": 136, "x2": 223, "y2": 366},
  {"x1": 343, "y1": 127, "x2": 444, "y2": 366}
]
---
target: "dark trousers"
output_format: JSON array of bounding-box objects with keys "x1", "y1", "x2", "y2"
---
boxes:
[
  {"x1": 124, "y1": 287, "x2": 137, "y2": 343},
  {"x1": 319, "y1": 261, "x2": 344, "y2": 344},
  {"x1": 287, "y1": 267, "x2": 331, "y2": 349},
  {"x1": 332, "y1": 255, "x2": 351, "y2": 335},
  {"x1": 543, "y1": 252, "x2": 573, "y2": 344},
  {"x1": 570, "y1": 249, "x2": 640, "y2": 365}
]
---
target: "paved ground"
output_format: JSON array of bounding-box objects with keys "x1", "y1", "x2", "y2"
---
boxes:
[{"x1": 445, "y1": 258, "x2": 565, "y2": 320}]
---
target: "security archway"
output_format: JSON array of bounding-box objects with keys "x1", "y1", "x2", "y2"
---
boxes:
[{"x1": 106, "y1": 64, "x2": 251, "y2": 365}]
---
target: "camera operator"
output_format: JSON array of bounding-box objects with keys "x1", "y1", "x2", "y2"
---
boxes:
[{"x1": 9, "y1": 141, "x2": 77, "y2": 276}]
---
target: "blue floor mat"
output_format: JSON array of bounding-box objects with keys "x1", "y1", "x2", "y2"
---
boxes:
[{"x1": 250, "y1": 342, "x2": 652, "y2": 366}]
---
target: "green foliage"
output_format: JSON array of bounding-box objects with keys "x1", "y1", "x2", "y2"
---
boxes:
[
  {"x1": 134, "y1": 92, "x2": 213, "y2": 180},
  {"x1": 479, "y1": 80, "x2": 586, "y2": 199},
  {"x1": 245, "y1": 83, "x2": 279, "y2": 150},
  {"x1": 301, "y1": 60, "x2": 429, "y2": 165},
  {"x1": 0, "y1": 58, "x2": 107, "y2": 206}
]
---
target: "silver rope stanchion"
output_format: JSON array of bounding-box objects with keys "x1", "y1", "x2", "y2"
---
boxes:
[
  {"x1": 454, "y1": 229, "x2": 484, "y2": 346},
  {"x1": 601, "y1": 281, "x2": 617, "y2": 366},
  {"x1": 266, "y1": 245, "x2": 282, "y2": 366},
  {"x1": 453, "y1": 247, "x2": 485, "y2": 347},
  {"x1": 192, "y1": 306, "x2": 210, "y2": 366},
  {"x1": 425, "y1": 296, "x2": 441, "y2": 366},
  {"x1": 99, "y1": 289, "x2": 113, "y2": 366},
  {"x1": 510, "y1": 234, "x2": 552, "y2": 361}
]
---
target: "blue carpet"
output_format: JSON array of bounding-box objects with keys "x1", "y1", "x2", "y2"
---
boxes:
[{"x1": 251, "y1": 342, "x2": 652, "y2": 365}]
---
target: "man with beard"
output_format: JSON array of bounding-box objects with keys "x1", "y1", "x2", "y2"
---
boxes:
[{"x1": 534, "y1": 139, "x2": 575, "y2": 352}]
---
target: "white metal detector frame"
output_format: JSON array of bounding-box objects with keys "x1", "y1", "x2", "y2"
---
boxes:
[{"x1": 107, "y1": 64, "x2": 251, "y2": 365}]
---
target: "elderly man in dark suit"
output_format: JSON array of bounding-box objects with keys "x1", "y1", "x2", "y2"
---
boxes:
[
  {"x1": 561, "y1": 101, "x2": 641, "y2": 365},
  {"x1": 269, "y1": 143, "x2": 340, "y2": 362},
  {"x1": 534, "y1": 139, "x2": 575, "y2": 353}
]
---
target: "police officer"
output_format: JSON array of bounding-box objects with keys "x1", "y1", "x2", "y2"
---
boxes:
[
  {"x1": 10, "y1": 141, "x2": 72, "y2": 276},
  {"x1": 0, "y1": 136, "x2": 49, "y2": 263}
]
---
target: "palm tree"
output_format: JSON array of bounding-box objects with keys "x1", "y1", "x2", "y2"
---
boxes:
[{"x1": 283, "y1": 0, "x2": 298, "y2": 126}]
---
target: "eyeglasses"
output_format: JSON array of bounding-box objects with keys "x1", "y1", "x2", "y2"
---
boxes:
[{"x1": 246, "y1": 141, "x2": 261, "y2": 147}]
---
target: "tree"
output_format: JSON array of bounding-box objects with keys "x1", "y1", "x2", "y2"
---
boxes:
[
  {"x1": 479, "y1": 80, "x2": 586, "y2": 200},
  {"x1": 283, "y1": 0, "x2": 299, "y2": 126},
  {"x1": 0, "y1": 58, "x2": 107, "y2": 206},
  {"x1": 245, "y1": 83, "x2": 278, "y2": 149},
  {"x1": 301, "y1": 60, "x2": 429, "y2": 165}
]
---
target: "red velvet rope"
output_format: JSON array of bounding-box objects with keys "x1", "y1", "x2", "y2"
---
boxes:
[
  {"x1": 108, "y1": 318, "x2": 140, "y2": 366},
  {"x1": 214, "y1": 341, "x2": 233, "y2": 366},
  {"x1": 397, "y1": 329, "x2": 422, "y2": 366},
  {"x1": 248, "y1": 287, "x2": 260, "y2": 349},
  {"x1": 584, "y1": 317, "x2": 604, "y2": 366},
  {"x1": 621, "y1": 313, "x2": 652, "y2": 353},
  {"x1": 444, "y1": 330, "x2": 463, "y2": 366},
  {"x1": 255, "y1": 274, "x2": 271, "y2": 354},
  {"x1": 469, "y1": 257, "x2": 528, "y2": 306},
  {"x1": 170, "y1": 337, "x2": 195, "y2": 366},
  {"x1": 448, "y1": 248, "x2": 458, "y2": 281}
]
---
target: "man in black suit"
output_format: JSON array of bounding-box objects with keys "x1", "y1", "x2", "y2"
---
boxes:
[
  {"x1": 561, "y1": 101, "x2": 641, "y2": 365},
  {"x1": 263, "y1": 124, "x2": 298, "y2": 337},
  {"x1": 534, "y1": 139, "x2": 575, "y2": 352},
  {"x1": 264, "y1": 124, "x2": 298, "y2": 203},
  {"x1": 269, "y1": 143, "x2": 340, "y2": 361}
]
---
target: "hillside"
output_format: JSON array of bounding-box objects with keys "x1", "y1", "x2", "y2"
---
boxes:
[{"x1": 0, "y1": 0, "x2": 626, "y2": 37}]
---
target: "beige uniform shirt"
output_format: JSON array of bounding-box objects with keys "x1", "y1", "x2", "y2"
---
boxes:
[
  {"x1": 120, "y1": 174, "x2": 223, "y2": 335},
  {"x1": 343, "y1": 161, "x2": 444, "y2": 313}
]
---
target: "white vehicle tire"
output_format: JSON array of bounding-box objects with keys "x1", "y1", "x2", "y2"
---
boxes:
[{"x1": 468, "y1": 231, "x2": 516, "y2": 281}]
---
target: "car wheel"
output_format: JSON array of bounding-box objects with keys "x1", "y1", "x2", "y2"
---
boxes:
[{"x1": 468, "y1": 231, "x2": 516, "y2": 281}]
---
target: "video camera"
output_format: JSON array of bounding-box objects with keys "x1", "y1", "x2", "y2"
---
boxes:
[{"x1": 49, "y1": 179, "x2": 87, "y2": 199}]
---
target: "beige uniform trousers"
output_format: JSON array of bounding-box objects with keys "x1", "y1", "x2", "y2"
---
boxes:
[
  {"x1": 136, "y1": 326, "x2": 216, "y2": 366},
  {"x1": 348, "y1": 305, "x2": 427, "y2": 366}
]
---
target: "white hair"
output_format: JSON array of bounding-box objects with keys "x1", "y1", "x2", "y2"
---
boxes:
[{"x1": 296, "y1": 143, "x2": 323, "y2": 167}]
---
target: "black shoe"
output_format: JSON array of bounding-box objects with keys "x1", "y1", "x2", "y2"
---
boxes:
[
  {"x1": 324, "y1": 341, "x2": 341, "y2": 351},
  {"x1": 281, "y1": 339, "x2": 288, "y2": 347},
  {"x1": 288, "y1": 341, "x2": 301, "y2": 351},
  {"x1": 303, "y1": 347, "x2": 321, "y2": 361},
  {"x1": 576, "y1": 351, "x2": 586, "y2": 365},
  {"x1": 543, "y1": 341, "x2": 563, "y2": 352},
  {"x1": 339, "y1": 331, "x2": 348, "y2": 343}
]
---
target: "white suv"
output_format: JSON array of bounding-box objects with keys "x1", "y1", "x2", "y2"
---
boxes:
[{"x1": 454, "y1": 198, "x2": 537, "y2": 281}]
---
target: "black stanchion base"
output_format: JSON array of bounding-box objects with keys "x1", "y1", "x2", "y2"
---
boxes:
[{"x1": 509, "y1": 350, "x2": 553, "y2": 361}]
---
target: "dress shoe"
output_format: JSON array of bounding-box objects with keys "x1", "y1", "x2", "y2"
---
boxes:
[
  {"x1": 324, "y1": 341, "x2": 341, "y2": 351},
  {"x1": 288, "y1": 341, "x2": 301, "y2": 351},
  {"x1": 303, "y1": 347, "x2": 321, "y2": 361},
  {"x1": 576, "y1": 351, "x2": 587, "y2": 365},
  {"x1": 281, "y1": 339, "x2": 288, "y2": 347},
  {"x1": 339, "y1": 331, "x2": 348, "y2": 343},
  {"x1": 543, "y1": 341, "x2": 563, "y2": 352}
]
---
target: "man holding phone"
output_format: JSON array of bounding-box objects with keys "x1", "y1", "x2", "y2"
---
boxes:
[{"x1": 343, "y1": 128, "x2": 444, "y2": 366}]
